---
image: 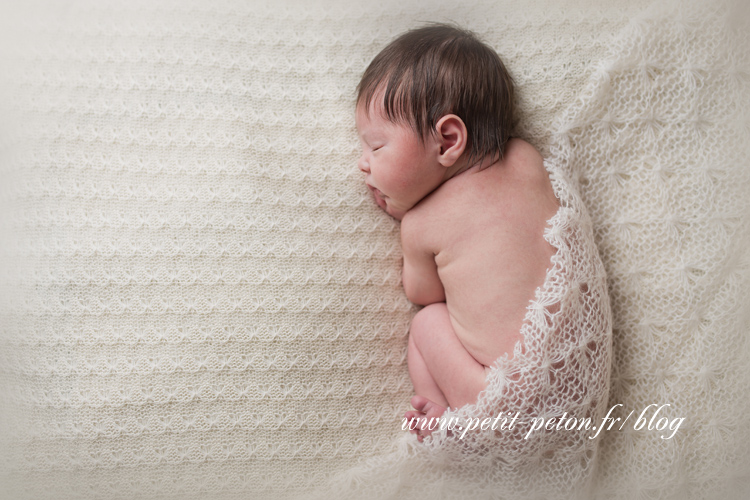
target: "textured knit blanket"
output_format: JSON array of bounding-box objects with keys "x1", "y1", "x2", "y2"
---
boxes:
[{"x1": 0, "y1": 0, "x2": 748, "y2": 499}]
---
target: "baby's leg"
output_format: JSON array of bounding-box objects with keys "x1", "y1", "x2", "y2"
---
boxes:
[
  {"x1": 405, "y1": 302, "x2": 489, "y2": 438},
  {"x1": 407, "y1": 328, "x2": 449, "y2": 408}
]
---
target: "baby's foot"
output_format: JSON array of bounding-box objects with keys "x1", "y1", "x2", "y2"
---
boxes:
[{"x1": 403, "y1": 395, "x2": 447, "y2": 442}]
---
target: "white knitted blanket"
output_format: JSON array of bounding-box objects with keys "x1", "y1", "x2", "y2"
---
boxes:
[{"x1": 1, "y1": 0, "x2": 748, "y2": 499}]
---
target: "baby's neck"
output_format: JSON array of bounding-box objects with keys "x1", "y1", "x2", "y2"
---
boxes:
[{"x1": 442, "y1": 155, "x2": 499, "y2": 183}]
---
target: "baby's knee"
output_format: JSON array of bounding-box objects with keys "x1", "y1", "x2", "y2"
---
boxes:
[{"x1": 410, "y1": 302, "x2": 449, "y2": 341}]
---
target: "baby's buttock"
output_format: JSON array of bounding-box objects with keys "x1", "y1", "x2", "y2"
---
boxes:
[{"x1": 447, "y1": 305, "x2": 528, "y2": 368}]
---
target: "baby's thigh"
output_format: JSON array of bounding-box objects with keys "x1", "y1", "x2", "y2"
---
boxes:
[{"x1": 410, "y1": 303, "x2": 489, "y2": 408}]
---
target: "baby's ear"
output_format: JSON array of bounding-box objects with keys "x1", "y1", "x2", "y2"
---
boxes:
[{"x1": 434, "y1": 114, "x2": 467, "y2": 167}]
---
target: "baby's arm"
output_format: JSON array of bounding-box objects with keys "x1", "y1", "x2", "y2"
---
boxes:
[
  {"x1": 400, "y1": 211, "x2": 489, "y2": 439},
  {"x1": 400, "y1": 212, "x2": 445, "y2": 306}
]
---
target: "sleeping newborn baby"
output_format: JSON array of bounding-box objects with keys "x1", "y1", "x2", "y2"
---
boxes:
[{"x1": 355, "y1": 24, "x2": 561, "y2": 440}]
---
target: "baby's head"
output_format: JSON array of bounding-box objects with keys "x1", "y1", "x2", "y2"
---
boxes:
[{"x1": 355, "y1": 24, "x2": 515, "y2": 220}]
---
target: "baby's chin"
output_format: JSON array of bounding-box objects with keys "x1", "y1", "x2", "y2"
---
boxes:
[
  {"x1": 383, "y1": 203, "x2": 406, "y2": 221},
  {"x1": 387, "y1": 207, "x2": 406, "y2": 221}
]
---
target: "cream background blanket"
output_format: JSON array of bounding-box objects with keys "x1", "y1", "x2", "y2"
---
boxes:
[{"x1": 1, "y1": 0, "x2": 748, "y2": 499}]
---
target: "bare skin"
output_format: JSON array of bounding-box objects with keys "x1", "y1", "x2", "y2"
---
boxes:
[{"x1": 356, "y1": 104, "x2": 559, "y2": 441}]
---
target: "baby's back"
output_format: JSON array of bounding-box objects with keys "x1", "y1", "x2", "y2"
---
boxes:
[{"x1": 407, "y1": 139, "x2": 560, "y2": 367}]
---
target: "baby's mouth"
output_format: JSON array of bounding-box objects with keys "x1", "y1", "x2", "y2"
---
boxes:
[{"x1": 367, "y1": 184, "x2": 388, "y2": 209}]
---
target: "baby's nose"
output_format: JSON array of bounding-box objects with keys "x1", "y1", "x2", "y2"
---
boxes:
[{"x1": 358, "y1": 156, "x2": 369, "y2": 173}]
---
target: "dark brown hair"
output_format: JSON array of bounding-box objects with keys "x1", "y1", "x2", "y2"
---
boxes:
[{"x1": 356, "y1": 23, "x2": 515, "y2": 167}]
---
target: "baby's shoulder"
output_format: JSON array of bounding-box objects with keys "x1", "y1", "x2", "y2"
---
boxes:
[
  {"x1": 501, "y1": 138, "x2": 547, "y2": 181},
  {"x1": 446, "y1": 139, "x2": 551, "y2": 207},
  {"x1": 504, "y1": 137, "x2": 542, "y2": 160}
]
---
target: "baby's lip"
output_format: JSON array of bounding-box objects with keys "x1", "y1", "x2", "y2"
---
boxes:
[
  {"x1": 366, "y1": 183, "x2": 386, "y2": 198},
  {"x1": 366, "y1": 184, "x2": 387, "y2": 209}
]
